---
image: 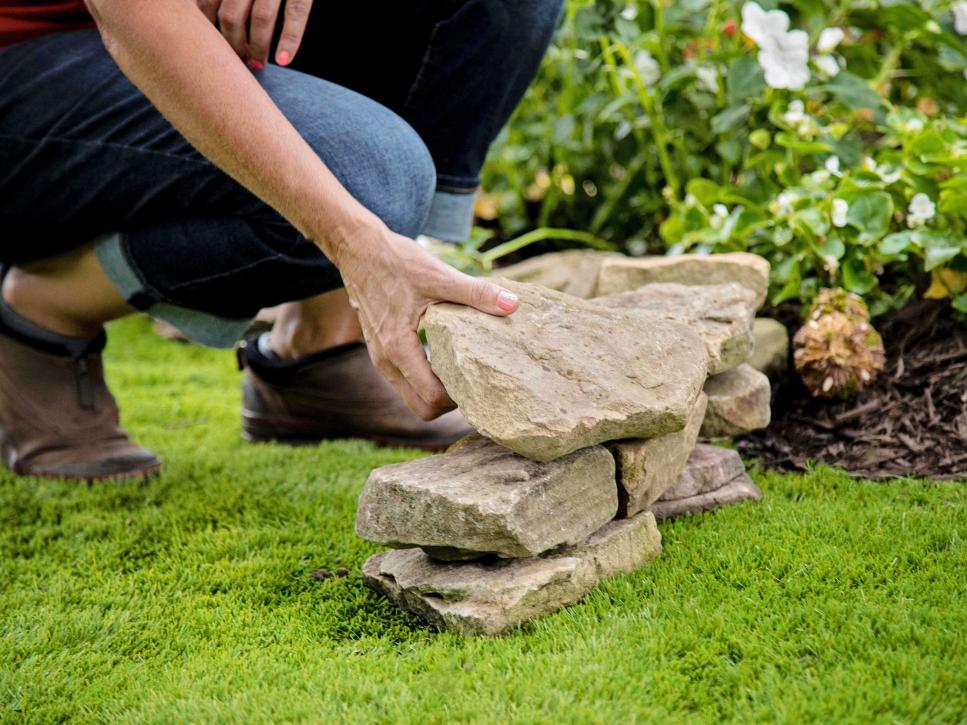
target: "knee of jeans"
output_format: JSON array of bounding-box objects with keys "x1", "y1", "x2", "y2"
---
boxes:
[{"x1": 351, "y1": 111, "x2": 437, "y2": 239}]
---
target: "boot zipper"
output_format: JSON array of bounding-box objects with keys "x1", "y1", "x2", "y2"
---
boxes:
[{"x1": 76, "y1": 356, "x2": 95, "y2": 411}]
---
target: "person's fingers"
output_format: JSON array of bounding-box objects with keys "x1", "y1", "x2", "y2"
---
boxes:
[
  {"x1": 197, "y1": 0, "x2": 220, "y2": 24},
  {"x1": 217, "y1": 0, "x2": 253, "y2": 59},
  {"x1": 248, "y1": 0, "x2": 281, "y2": 64},
  {"x1": 391, "y1": 333, "x2": 456, "y2": 416},
  {"x1": 436, "y1": 270, "x2": 520, "y2": 316},
  {"x1": 275, "y1": 0, "x2": 313, "y2": 66},
  {"x1": 370, "y1": 342, "x2": 443, "y2": 421}
]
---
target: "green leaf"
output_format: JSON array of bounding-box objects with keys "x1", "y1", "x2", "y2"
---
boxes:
[
  {"x1": 924, "y1": 245, "x2": 963, "y2": 271},
  {"x1": 845, "y1": 192, "x2": 893, "y2": 243},
  {"x1": 909, "y1": 131, "x2": 947, "y2": 159},
  {"x1": 842, "y1": 256, "x2": 877, "y2": 294},
  {"x1": 685, "y1": 178, "x2": 721, "y2": 207},
  {"x1": 774, "y1": 133, "x2": 832, "y2": 154},
  {"x1": 953, "y1": 291, "x2": 967, "y2": 313},
  {"x1": 816, "y1": 236, "x2": 845, "y2": 260},
  {"x1": 726, "y1": 56, "x2": 765, "y2": 104},
  {"x1": 880, "y1": 231, "x2": 914, "y2": 256},
  {"x1": 820, "y1": 72, "x2": 882, "y2": 111},
  {"x1": 711, "y1": 104, "x2": 750, "y2": 135}
]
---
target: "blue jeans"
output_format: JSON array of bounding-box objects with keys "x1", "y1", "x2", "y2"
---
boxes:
[{"x1": 0, "y1": 0, "x2": 562, "y2": 346}]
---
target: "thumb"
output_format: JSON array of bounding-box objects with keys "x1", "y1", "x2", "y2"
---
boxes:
[{"x1": 443, "y1": 273, "x2": 520, "y2": 317}]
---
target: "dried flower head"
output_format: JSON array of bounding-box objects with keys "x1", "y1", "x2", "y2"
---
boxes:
[{"x1": 793, "y1": 288, "x2": 885, "y2": 399}]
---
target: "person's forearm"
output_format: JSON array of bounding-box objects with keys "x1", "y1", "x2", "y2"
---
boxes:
[{"x1": 84, "y1": 0, "x2": 380, "y2": 266}]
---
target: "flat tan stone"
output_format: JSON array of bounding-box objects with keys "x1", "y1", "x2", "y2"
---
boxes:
[
  {"x1": 595, "y1": 283, "x2": 757, "y2": 374},
  {"x1": 362, "y1": 511, "x2": 662, "y2": 636},
  {"x1": 749, "y1": 317, "x2": 789, "y2": 378},
  {"x1": 493, "y1": 250, "x2": 621, "y2": 299},
  {"x1": 650, "y1": 473, "x2": 762, "y2": 520},
  {"x1": 702, "y1": 363, "x2": 772, "y2": 437},
  {"x1": 660, "y1": 444, "x2": 746, "y2": 501},
  {"x1": 355, "y1": 436, "x2": 618, "y2": 560},
  {"x1": 608, "y1": 393, "x2": 707, "y2": 517},
  {"x1": 424, "y1": 281, "x2": 707, "y2": 462},
  {"x1": 594, "y1": 252, "x2": 771, "y2": 307}
]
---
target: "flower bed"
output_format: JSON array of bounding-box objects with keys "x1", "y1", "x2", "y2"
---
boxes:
[{"x1": 481, "y1": 0, "x2": 967, "y2": 317}]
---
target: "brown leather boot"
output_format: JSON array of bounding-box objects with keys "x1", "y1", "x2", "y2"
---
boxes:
[
  {"x1": 0, "y1": 327, "x2": 161, "y2": 480},
  {"x1": 238, "y1": 338, "x2": 472, "y2": 451}
]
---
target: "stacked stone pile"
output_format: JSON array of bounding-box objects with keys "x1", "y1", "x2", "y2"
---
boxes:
[{"x1": 357, "y1": 253, "x2": 774, "y2": 635}]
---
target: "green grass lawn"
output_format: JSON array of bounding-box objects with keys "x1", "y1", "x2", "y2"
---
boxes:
[{"x1": 1, "y1": 317, "x2": 965, "y2": 723}]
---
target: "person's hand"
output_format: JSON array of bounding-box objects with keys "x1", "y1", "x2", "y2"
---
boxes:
[
  {"x1": 337, "y1": 227, "x2": 520, "y2": 421},
  {"x1": 196, "y1": 0, "x2": 312, "y2": 68}
]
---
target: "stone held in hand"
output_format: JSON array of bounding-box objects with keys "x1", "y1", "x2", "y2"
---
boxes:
[
  {"x1": 660, "y1": 444, "x2": 746, "y2": 501},
  {"x1": 607, "y1": 393, "x2": 707, "y2": 518},
  {"x1": 594, "y1": 252, "x2": 771, "y2": 307},
  {"x1": 355, "y1": 435, "x2": 618, "y2": 560},
  {"x1": 362, "y1": 510, "x2": 662, "y2": 636},
  {"x1": 651, "y1": 472, "x2": 762, "y2": 521},
  {"x1": 701, "y1": 363, "x2": 772, "y2": 437},
  {"x1": 595, "y1": 282, "x2": 757, "y2": 375},
  {"x1": 493, "y1": 249, "x2": 621, "y2": 299},
  {"x1": 424, "y1": 280, "x2": 708, "y2": 462}
]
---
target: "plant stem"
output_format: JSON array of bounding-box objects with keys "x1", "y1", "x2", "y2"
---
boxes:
[{"x1": 480, "y1": 228, "x2": 617, "y2": 270}]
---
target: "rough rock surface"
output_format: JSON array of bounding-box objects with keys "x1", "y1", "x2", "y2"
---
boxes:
[
  {"x1": 493, "y1": 250, "x2": 620, "y2": 299},
  {"x1": 607, "y1": 393, "x2": 707, "y2": 517},
  {"x1": 701, "y1": 363, "x2": 772, "y2": 437},
  {"x1": 424, "y1": 280, "x2": 708, "y2": 462},
  {"x1": 594, "y1": 252, "x2": 771, "y2": 307},
  {"x1": 661, "y1": 444, "x2": 747, "y2": 500},
  {"x1": 595, "y1": 283, "x2": 757, "y2": 375},
  {"x1": 355, "y1": 436, "x2": 618, "y2": 560},
  {"x1": 362, "y1": 511, "x2": 662, "y2": 636},
  {"x1": 651, "y1": 473, "x2": 762, "y2": 520},
  {"x1": 749, "y1": 317, "x2": 789, "y2": 378}
]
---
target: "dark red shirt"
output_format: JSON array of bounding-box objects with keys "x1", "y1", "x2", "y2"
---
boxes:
[{"x1": 0, "y1": 1, "x2": 94, "y2": 47}]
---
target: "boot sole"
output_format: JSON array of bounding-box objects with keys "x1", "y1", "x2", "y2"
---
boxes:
[
  {"x1": 18, "y1": 461, "x2": 162, "y2": 483},
  {"x1": 241, "y1": 412, "x2": 456, "y2": 452}
]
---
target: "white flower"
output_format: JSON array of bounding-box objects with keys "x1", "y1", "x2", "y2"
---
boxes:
[
  {"x1": 955, "y1": 2, "x2": 967, "y2": 35},
  {"x1": 696, "y1": 65, "x2": 719, "y2": 94},
  {"x1": 741, "y1": 3, "x2": 790, "y2": 46},
  {"x1": 832, "y1": 198, "x2": 849, "y2": 228},
  {"x1": 903, "y1": 118, "x2": 925, "y2": 134},
  {"x1": 685, "y1": 193, "x2": 699, "y2": 206},
  {"x1": 813, "y1": 54, "x2": 840, "y2": 78},
  {"x1": 782, "y1": 99, "x2": 806, "y2": 124},
  {"x1": 810, "y1": 169, "x2": 831, "y2": 184},
  {"x1": 634, "y1": 50, "x2": 661, "y2": 86},
  {"x1": 825, "y1": 156, "x2": 842, "y2": 176},
  {"x1": 780, "y1": 99, "x2": 815, "y2": 136},
  {"x1": 817, "y1": 27, "x2": 845, "y2": 53},
  {"x1": 880, "y1": 169, "x2": 901, "y2": 184},
  {"x1": 620, "y1": 4, "x2": 638, "y2": 21},
  {"x1": 758, "y1": 29, "x2": 811, "y2": 89},
  {"x1": 776, "y1": 191, "x2": 797, "y2": 215},
  {"x1": 710, "y1": 203, "x2": 729, "y2": 229},
  {"x1": 907, "y1": 193, "x2": 936, "y2": 227},
  {"x1": 742, "y1": 3, "x2": 811, "y2": 90},
  {"x1": 861, "y1": 156, "x2": 877, "y2": 172},
  {"x1": 626, "y1": 239, "x2": 648, "y2": 256}
]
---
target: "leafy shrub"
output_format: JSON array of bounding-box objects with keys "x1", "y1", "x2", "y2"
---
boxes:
[{"x1": 480, "y1": 0, "x2": 967, "y2": 315}]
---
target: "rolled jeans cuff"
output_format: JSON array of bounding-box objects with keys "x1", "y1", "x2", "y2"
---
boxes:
[
  {"x1": 94, "y1": 232, "x2": 253, "y2": 349},
  {"x1": 421, "y1": 188, "x2": 476, "y2": 242}
]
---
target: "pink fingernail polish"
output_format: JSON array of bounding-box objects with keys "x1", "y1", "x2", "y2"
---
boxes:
[
  {"x1": 497, "y1": 290, "x2": 518, "y2": 311},
  {"x1": 248, "y1": 59, "x2": 264, "y2": 71},
  {"x1": 276, "y1": 50, "x2": 291, "y2": 66}
]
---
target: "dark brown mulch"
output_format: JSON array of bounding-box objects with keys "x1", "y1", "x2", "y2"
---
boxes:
[{"x1": 740, "y1": 301, "x2": 967, "y2": 481}]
